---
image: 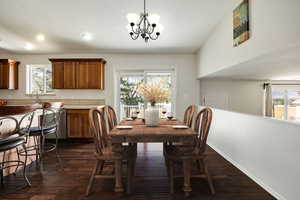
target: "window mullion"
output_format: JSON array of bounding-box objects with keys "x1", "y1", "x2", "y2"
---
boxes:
[{"x1": 284, "y1": 90, "x2": 288, "y2": 120}]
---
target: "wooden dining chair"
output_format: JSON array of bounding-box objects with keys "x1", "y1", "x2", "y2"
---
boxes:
[
  {"x1": 165, "y1": 107, "x2": 215, "y2": 196},
  {"x1": 86, "y1": 107, "x2": 136, "y2": 196},
  {"x1": 105, "y1": 105, "x2": 118, "y2": 132},
  {"x1": 183, "y1": 105, "x2": 196, "y2": 128}
]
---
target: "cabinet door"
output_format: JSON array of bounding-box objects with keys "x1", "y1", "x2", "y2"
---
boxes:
[
  {"x1": 63, "y1": 61, "x2": 76, "y2": 89},
  {"x1": 52, "y1": 61, "x2": 64, "y2": 89},
  {"x1": 87, "y1": 61, "x2": 104, "y2": 89},
  {"x1": 76, "y1": 61, "x2": 89, "y2": 89},
  {"x1": 67, "y1": 109, "x2": 92, "y2": 138},
  {"x1": 0, "y1": 62, "x2": 9, "y2": 89}
]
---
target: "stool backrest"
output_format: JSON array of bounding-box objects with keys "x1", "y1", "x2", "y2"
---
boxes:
[{"x1": 40, "y1": 102, "x2": 64, "y2": 133}]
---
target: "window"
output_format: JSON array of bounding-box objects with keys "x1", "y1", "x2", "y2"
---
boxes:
[
  {"x1": 26, "y1": 65, "x2": 53, "y2": 94},
  {"x1": 117, "y1": 70, "x2": 175, "y2": 120},
  {"x1": 272, "y1": 85, "x2": 300, "y2": 121}
]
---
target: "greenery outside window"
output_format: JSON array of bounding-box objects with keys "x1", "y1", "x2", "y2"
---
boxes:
[{"x1": 26, "y1": 65, "x2": 54, "y2": 95}]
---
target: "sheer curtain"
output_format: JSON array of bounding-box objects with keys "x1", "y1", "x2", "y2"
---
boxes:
[{"x1": 264, "y1": 83, "x2": 273, "y2": 117}]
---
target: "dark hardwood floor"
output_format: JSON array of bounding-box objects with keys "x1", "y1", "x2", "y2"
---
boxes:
[{"x1": 0, "y1": 141, "x2": 275, "y2": 200}]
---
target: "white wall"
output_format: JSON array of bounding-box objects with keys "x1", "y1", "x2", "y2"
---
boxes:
[
  {"x1": 0, "y1": 53, "x2": 199, "y2": 119},
  {"x1": 200, "y1": 79, "x2": 264, "y2": 115},
  {"x1": 207, "y1": 107, "x2": 300, "y2": 200},
  {"x1": 197, "y1": 0, "x2": 300, "y2": 78}
]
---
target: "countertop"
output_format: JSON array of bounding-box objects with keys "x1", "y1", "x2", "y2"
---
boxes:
[
  {"x1": 1, "y1": 104, "x2": 103, "y2": 110},
  {"x1": 63, "y1": 105, "x2": 102, "y2": 109}
]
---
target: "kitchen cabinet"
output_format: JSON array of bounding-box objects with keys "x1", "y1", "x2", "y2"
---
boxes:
[
  {"x1": 0, "y1": 59, "x2": 19, "y2": 90},
  {"x1": 66, "y1": 109, "x2": 92, "y2": 138},
  {"x1": 49, "y1": 58, "x2": 106, "y2": 89}
]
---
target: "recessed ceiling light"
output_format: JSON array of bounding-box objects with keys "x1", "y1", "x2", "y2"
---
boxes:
[
  {"x1": 24, "y1": 43, "x2": 33, "y2": 50},
  {"x1": 80, "y1": 32, "x2": 92, "y2": 41},
  {"x1": 36, "y1": 34, "x2": 45, "y2": 41}
]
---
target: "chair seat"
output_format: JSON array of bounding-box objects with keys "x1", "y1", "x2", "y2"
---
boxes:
[
  {"x1": 165, "y1": 144, "x2": 207, "y2": 159},
  {"x1": 95, "y1": 145, "x2": 136, "y2": 160},
  {"x1": 0, "y1": 138, "x2": 25, "y2": 152},
  {"x1": 29, "y1": 126, "x2": 56, "y2": 136}
]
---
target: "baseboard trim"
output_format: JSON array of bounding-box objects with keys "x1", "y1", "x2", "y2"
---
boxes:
[{"x1": 208, "y1": 142, "x2": 285, "y2": 200}]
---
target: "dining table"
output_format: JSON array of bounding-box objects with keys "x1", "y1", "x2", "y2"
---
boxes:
[{"x1": 109, "y1": 118, "x2": 197, "y2": 196}]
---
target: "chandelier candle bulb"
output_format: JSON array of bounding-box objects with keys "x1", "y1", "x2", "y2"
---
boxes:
[
  {"x1": 127, "y1": 13, "x2": 139, "y2": 24},
  {"x1": 148, "y1": 14, "x2": 160, "y2": 25}
]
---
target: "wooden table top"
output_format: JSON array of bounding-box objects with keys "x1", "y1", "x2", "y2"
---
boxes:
[{"x1": 109, "y1": 119, "x2": 197, "y2": 143}]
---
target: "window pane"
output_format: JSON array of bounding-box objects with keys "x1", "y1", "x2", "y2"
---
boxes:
[
  {"x1": 31, "y1": 67, "x2": 45, "y2": 94},
  {"x1": 146, "y1": 72, "x2": 172, "y2": 117},
  {"x1": 287, "y1": 90, "x2": 300, "y2": 121},
  {"x1": 45, "y1": 66, "x2": 53, "y2": 93},
  {"x1": 120, "y1": 76, "x2": 144, "y2": 119},
  {"x1": 28, "y1": 65, "x2": 53, "y2": 94},
  {"x1": 272, "y1": 90, "x2": 285, "y2": 120}
]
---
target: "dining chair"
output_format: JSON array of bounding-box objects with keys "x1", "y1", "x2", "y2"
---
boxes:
[
  {"x1": 86, "y1": 107, "x2": 136, "y2": 196},
  {"x1": 105, "y1": 105, "x2": 118, "y2": 132},
  {"x1": 163, "y1": 105, "x2": 196, "y2": 157},
  {"x1": 183, "y1": 105, "x2": 196, "y2": 128},
  {"x1": 164, "y1": 107, "x2": 215, "y2": 196},
  {"x1": 18, "y1": 102, "x2": 64, "y2": 168},
  {"x1": 0, "y1": 107, "x2": 35, "y2": 187}
]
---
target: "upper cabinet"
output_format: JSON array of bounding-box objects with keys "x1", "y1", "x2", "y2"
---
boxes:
[
  {"x1": 49, "y1": 58, "x2": 106, "y2": 89},
  {"x1": 0, "y1": 59, "x2": 19, "y2": 90}
]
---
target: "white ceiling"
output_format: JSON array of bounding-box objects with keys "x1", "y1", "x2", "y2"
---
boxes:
[
  {"x1": 203, "y1": 45, "x2": 300, "y2": 81},
  {"x1": 0, "y1": 0, "x2": 236, "y2": 54}
]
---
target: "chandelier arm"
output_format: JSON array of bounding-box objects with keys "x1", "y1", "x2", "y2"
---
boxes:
[
  {"x1": 130, "y1": 32, "x2": 140, "y2": 40},
  {"x1": 131, "y1": 25, "x2": 139, "y2": 35},
  {"x1": 149, "y1": 33, "x2": 159, "y2": 40}
]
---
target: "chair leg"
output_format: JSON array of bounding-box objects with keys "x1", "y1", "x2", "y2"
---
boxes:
[
  {"x1": 196, "y1": 160, "x2": 204, "y2": 174},
  {"x1": 86, "y1": 160, "x2": 100, "y2": 196},
  {"x1": 201, "y1": 159, "x2": 215, "y2": 195},
  {"x1": 169, "y1": 160, "x2": 174, "y2": 194},
  {"x1": 96, "y1": 161, "x2": 104, "y2": 175}
]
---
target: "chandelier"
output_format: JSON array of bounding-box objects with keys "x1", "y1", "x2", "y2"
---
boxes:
[{"x1": 126, "y1": 0, "x2": 164, "y2": 42}]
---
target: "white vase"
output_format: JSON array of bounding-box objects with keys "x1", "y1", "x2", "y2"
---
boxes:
[{"x1": 145, "y1": 105, "x2": 160, "y2": 127}]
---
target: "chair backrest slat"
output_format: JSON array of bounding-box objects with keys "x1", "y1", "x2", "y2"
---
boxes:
[
  {"x1": 183, "y1": 105, "x2": 196, "y2": 128},
  {"x1": 193, "y1": 107, "x2": 212, "y2": 154}
]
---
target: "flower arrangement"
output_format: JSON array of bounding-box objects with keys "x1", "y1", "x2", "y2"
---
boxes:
[{"x1": 136, "y1": 82, "x2": 170, "y2": 106}]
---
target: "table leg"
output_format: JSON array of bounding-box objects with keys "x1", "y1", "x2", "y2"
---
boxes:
[
  {"x1": 183, "y1": 159, "x2": 192, "y2": 197},
  {"x1": 114, "y1": 159, "x2": 124, "y2": 192}
]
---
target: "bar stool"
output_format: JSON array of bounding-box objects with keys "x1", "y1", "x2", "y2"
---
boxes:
[
  {"x1": 18, "y1": 102, "x2": 64, "y2": 168},
  {"x1": 0, "y1": 110, "x2": 35, "y2": 187}
]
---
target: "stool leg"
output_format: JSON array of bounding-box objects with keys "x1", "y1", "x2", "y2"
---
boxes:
[
  {"x1": 22, "y1": 144, "x2": 31, "y2": 187},
  {"x1": 1, "y1": 152, "x2": 5, "y2": 185},
  {"x1": 55, "y1": 131, "x2": 63, "y2": 169},
  {"x1": 14, "y1": 147, "x2": 21, "y2": 175}
]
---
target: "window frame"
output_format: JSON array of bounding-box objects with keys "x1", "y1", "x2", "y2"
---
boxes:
[
  {"x1": 115, "y1": 69, "x2": 176, "y2": 120},
  {"x1": 272, "y1": 85, "x2": 300, "y2": 121},
  {"x1": 26, "y1": 64, "x2": 54, "y2": 95}
]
